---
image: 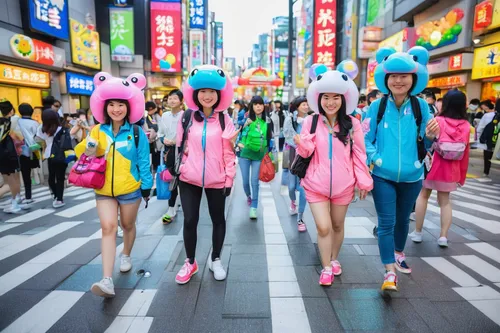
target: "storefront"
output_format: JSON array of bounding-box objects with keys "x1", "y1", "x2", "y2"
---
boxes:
[
  {"x1": 60, "y1": 72, "x2": 94, "y2": 114},
  {"x1": 145, "y1": 73, "x2": 183, "y2": 106},
  {"x1": 426, "y1": 53, "x2": 477, "y2": 98}
]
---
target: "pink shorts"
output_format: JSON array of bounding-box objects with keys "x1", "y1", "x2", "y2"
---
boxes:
[{"x1": 305, "y1": 186, "x2": 355, "y2": 206}]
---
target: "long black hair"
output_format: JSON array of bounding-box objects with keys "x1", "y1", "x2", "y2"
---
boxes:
[
  {"x1": 102, "y1": 99, "x2": 131, "y2": 124},
  {"x1": 317, "y1": 93, "x2": 352, "y2": 145},
  {"x1": 439, "y1": 89, "x2": 467, "y2": 120}
]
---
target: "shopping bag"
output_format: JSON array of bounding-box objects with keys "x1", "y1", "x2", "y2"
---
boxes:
[
  {"x1": 259, "y1": 153, "x2": 275, "y2": 182},
  {"x1": 156, "y1": 151, "x2": 171, "y2": 200},
  {"x1": 68, "y1": 153, "x2": 106, "y2": 189}
]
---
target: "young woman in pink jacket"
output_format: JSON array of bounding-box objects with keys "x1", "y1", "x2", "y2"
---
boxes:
[
  {"x1": 175, "y1": 65, "x2": 238, "y2": 284},
  {"x1": 294, "y1": 67, "x2": 373, "y2": 286}
]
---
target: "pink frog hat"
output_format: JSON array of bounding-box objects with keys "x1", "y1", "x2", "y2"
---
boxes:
[
  {"x1": 90, "y1": 72, "x2": 147, "y2": 124},
  {"x1": 306, "y1": 60, "x2": 359, "y2": 115},
  {"x1": 183, "y1": 65, "x2": 233, "y2": 112}
]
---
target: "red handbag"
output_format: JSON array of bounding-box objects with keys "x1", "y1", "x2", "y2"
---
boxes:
[{"x1": 259, "y1": 153, "x2": 275, "y2": 183}]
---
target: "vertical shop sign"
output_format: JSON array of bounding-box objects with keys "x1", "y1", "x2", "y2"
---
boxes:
[
  {"x1": 28, "y1": 0, "x2": 69, "y2": 39},
  {"x1": 151, "y1": 1, "x2": 182, "y2": 72},
  {"x1": 366, "y1": 59, "x2": 377, "y2": 91},
  {"x1": 109, "y1": 7, "x2": 135, "y2": 62},
  {"x1": 189, "y1": 30, "x2": 204, "y2": 69},
  {"x1": 448, "y1": 54, "x2": 463, "y2": 70},
  {"x1": 69, "y1": 19, "x2": 101, "y2": 70},
  {"x1": 215, "y1": 22, "x2": 223, "y2": 67},
  {"x1": 189, "y1": 0, "x2": 207, "y2": 30},
  {"x1": 313, "y1": 0, "x2": 337, "y2": 68},
  {"x1": 473, "y1": 1, "x2": 494, "y2": 31}
]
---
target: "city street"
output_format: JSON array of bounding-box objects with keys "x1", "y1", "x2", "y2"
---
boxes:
[{"x1": 0, "y1": 156, "x2": 499, "y2": 333}]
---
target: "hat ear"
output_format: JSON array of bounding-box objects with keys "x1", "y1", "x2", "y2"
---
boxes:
[
  {"x1": 336, "y1": 60, "x2": 359, "y2": 80},
  {"x1": 94, "y1": 72, "x2": 112, "y2": 87},
  {"x1": 126, "y1": 73, "x2": 146, "y2": 90},
  {"x1": 408, "y1": 46, "x2": 429, "y2": 66},
  {"x1": 375, "y1": 47, "x2": 396, "y2": 64}
]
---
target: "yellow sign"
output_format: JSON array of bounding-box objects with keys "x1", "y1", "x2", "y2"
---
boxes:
[
  {"x1": 0, "y1": 64, "x2": 50, "y2": 88},
  {"x1": 471, "y1": 43, "x2": 500, "y2": 80},
  {"x1": 70, "y1": 18, "x2": 101, "y2": 70},
  {"x1": 490, "y1": 0, "x2": 500, "y2": 30},
  {"x1": 379, "y1": 31, "x2": 404, "y2": 52}
]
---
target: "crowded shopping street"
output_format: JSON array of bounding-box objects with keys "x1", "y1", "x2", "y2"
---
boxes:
[{"x1": 1, "y1": 0, "x2": 500, "y2": 332}]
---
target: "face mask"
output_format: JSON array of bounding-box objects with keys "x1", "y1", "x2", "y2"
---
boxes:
[{"x1": 469, "y1": 104, "x2": 478, "y2": 111}]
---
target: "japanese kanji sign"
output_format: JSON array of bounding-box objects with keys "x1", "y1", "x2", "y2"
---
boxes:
[
  {"x1": 28, "y1": 0, "x2": 69, "y2": 40},
  {"x1": 151, "y1": 1, "x2": 182, "y2": 72},
  {"x1": 66, "y1": 72, "x2": 94, "y2": 96},
  {"x1": 473, "y1": 0, "x2": 494, "y2": 31},
  {"x1": 0, "y1": 63, "x2": 50, "y2": 88},
  {"x1": 313, "y1": 0, "x2": 337, "y2": 69},
  {"x1": 109, "y1": 7, "x2": 135, "y2": 62},
  {"x1": 9, "y1": 34, "x2": 55, "y2": 66},
  {"x1": 189, "y1": 0, "x2": 207, "y2": 30},
  {"x1": 448, "y1": 54, "x2": 463, "y2": 71},
  {"x1": 69, "y1": 19, "x2": 101, "y2": 70}
]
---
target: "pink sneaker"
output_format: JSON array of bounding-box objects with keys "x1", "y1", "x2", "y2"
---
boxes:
[
  {"x1": 289, "y1": 201, "x2": 298, "y2": 215},
  {"x1": 175, "y1": 259, "x2": 198, "y2": 284},
  {"x1": 319, "y1": 268, "x2": 333, "y2": 286},
  {"x1": 247, "y1": 196, "x2": 252, "y2": 206},
  {"x1": 395, "y1": 252, "x2": 411, "y2": 274},
  {"x1": 297, "y1": 220, "x2": 307, "y2": 232},
  {"x1": 331, "y1": 260, "x2": 342, "y2": 276}
]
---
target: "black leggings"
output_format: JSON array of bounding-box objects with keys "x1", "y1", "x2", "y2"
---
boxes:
[
  {"x1": 179, "y1": 181, "x2": 226, "y2": 262},
  {"x1": 19, "y1": 155, "x2": 32, "y2": 199},
  {"x1": 484, "y1": 150, "x2": 494, "y2": 175},
  {"x1": 48, "y1": 160, "x2": 67, "y2": 201},
  {"x1": 169, "y1": 186, "x2": 178, "y2": 208}
]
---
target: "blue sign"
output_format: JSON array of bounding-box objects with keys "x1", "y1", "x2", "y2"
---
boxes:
[
  {"x1": 189, "y1": 0, "x2": 206, "y2": 30},
  {"x1": 28, "y1": 0, "x2": 69, "y2": 40},
  {"x1": 66, "y1": 72, "x2": 94, "y2": 96}
]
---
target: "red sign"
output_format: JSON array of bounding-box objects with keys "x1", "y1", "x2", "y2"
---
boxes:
[
  {"x1": 448, "y1": 54, "x2": 463, "y2": 70},
  {"x1": 9, "y1": 34, "x2": 55, "y2": 66},
  {"x1": 150, "y1": 1, "x2": 182, "y2": 73},
  {"x1": 473, "y1": 0, "x2": 493, "y2": 31},
  {"x1": 313, "y1": 0, "x2": 337, "y2": 69}
]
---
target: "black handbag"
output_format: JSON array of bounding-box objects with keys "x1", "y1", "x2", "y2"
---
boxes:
[{"x1": 290, "y1": 114, "x2": 319, "y2": 179}]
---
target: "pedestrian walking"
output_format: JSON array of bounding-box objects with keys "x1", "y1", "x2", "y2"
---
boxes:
[
  {"x1": 476, "y1": 99, "x2": 498, "y2": 177},
  {"x1": 294, "y1": 68, "x2": 373, "y2": 286},
  {"x1": 364, "y1": 46, "x2": 440, "y2": 292},
  {"x1": 174, "y1": 65, "x2": 238, "y2": 285},
  {"x1": 73, "y1": 72, "x2": 152, "y2": 298}
]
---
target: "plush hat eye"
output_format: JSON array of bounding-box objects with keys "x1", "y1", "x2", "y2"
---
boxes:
[
  {"x1": 317, "y1": 74, "x2": 323, "y2": 81},
  {"x1": 131, "y1": 77, "x2": 138, "y2": 83},
  {"x1": 191, "y1": 69, "x2": 198, "y2": 77},
  {"x1": 384, "y1": 56, "x2": 389, "y2": 61},
  {"x1": 99, "y1": 76, "x2": 106, "y2": 81},
  {"x1": 342, "y1": 74, "x2": 348, "y2": 81},
  {"x1": 122, "y1": 80, "x2": 130, "y2": 86},
  {"x1": 217, "y1": 69, "x2": 225, "y2": 77},
  {"x1": 413, "y1": 55, "x2": 418, "y2": 62}
]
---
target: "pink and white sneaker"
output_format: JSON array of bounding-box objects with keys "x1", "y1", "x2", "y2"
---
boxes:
[
  {"x1": 297, "y1": 219, "x2": 307, "y2": 232},
  {"x1": 246, "y1": 196, "x2": 252, "y2": 206},
  {"x1": 319, "y1": 268, "x2": 333, "y2": 286},
  {"x1": 331, "y1": 260, "x2": 342, "y2": 276},
  {"x1": 395, "y1": 252, "x2": 411, "y2": 274},
  {"x1": 175, "y1": 259, "x2": 198, "y2": 285},
  {"x1": 289, "y1": 201, "x2": 298, "y2": 215}
]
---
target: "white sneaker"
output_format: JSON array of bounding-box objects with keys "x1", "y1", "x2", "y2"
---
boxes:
[
  {"x1": 91, "y1": 277, "x2": 115, "y2": 297},
  {"x1": 409, "y1": 213, "x2": 416, "y2": 221},
  {"x1": 289, "y1": 201, "x2": 298, "y2": 215},
  {"x1": 437, "y1": 237, "x2": 448, "y2": 248},
  {"x1": 209, "y1": 258, "x2": 227, "y2": 281},
  {"x1": 280, "y1": 185, "x2": 288, "y2": 196},
  {"x1": 409, "y1": 230, "x2": 423, "y2": 243},
  {"x1": 52, "y1": 200, "x2": 65, "y2": 208},
  {"x1": 120, "y1": 254, "x2": 132, "y2": 272},
  {"x1": 168, "y1": 206, "x2": 177, "y2": 218},
  {"x1": 4, "y1": 200, "x2": 21, "y2": 214},
  {"x1": 15, "y1": 195, "x2": 31, "y2": 210}
]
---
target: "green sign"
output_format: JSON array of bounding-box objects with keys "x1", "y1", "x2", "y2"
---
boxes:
[
  {"x1": 366, "y1": 0, "x2": 385, "y2": 26},
  {"x1": 109, "y1": 7, "x2": 135, "y2": 62}
]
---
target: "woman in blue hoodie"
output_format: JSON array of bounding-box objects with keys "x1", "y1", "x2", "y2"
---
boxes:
[{"x1": 364, "y1": 46, "x2": 440, "y2": 292}]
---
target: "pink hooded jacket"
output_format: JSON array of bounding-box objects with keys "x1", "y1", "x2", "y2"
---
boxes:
[
  {"x1": 297, "y1": 115, "x2": 373, "y2": 199},
  {"x1": 426, "y1": 116, "x2": 470, "y2": 186},
  {"x1": 177, "y1": 111, "x2": 237, "y2": 189}
]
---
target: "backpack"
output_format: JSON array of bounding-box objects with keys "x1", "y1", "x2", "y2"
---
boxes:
[
  {"x1": 245, "y1": 120, "x2": 267, "y2": 152},
  {"x1": 479, "y1": 113, "x2": 500, "y2": 150},
  {"x1": 432, "y1": 119, "x2": 466, "y2": 160},
  {"x1": 373, "y1": 95, "x2": 426, "y2": 162},
  {"x1": 50, "y1": 127, "x2": 74, "y2": 163},
  {"x1": 290, "y1": 114, "x2": 319, "y2": 178}
]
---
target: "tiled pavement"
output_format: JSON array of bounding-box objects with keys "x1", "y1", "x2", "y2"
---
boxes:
[{"x1": 0, "y1": 166, "x2": 499, "y2": 332}]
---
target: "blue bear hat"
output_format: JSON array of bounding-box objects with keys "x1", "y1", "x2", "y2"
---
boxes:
[{"x1": 374, "y1": 46, "x2": 429, "y2": 96}]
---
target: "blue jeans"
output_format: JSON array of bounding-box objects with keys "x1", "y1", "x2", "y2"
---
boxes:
[
  {"x1": 239, "y1": 157, "x2": 261, "y2": 208},
  {"x1": 288, "y1": 174, "x2": 306, "y2": 216},
  {"x1": 281, "y1": 168, "x2": 289, "y2": 186},
  {"x1": 371, "y1": 175, "x2": 422, "y2": 265}
]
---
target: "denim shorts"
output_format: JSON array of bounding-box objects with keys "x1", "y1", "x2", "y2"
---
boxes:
[{"x1": 95, "y1": 189, "x2": 141, "y2": 205}]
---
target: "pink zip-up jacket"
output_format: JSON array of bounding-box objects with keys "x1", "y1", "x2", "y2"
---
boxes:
[
  {"x1": 177, "y1": 110, "x2": 237, "y2": 189},
  {"x1": 297, "y1": 115, "x2": 373, "y2": 198}
]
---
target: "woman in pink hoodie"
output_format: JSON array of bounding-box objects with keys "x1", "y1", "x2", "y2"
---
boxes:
[
  {"x1": 410, "y1": 89, "x2": 470, "y2": 247},
  {"x1": 175, "y1": 65, "x2": 238, "y2": 285},
  {"x1": 295, "y1": 67, "x2": 373, "y2": 286}
]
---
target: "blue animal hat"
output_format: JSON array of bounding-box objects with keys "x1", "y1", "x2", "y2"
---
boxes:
[{"x1": 374, "y1": 46, "x2": 429, "y2": 96}]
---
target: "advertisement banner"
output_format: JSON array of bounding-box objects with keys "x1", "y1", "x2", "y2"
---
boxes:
[
  {"x1": 303, "y1": 0, "x2": 314, "y2": 68},
  {"x1": 313, "y1": 0, "x2": 337, "y2": 68},
  {"x1": 28, "y1": 0, "x2": 69, "y2": 40},
  {"x1": 189, "y1": 30, "x2": 204, "y2": 69},
  {"x1": 189, "y1": 0, "x2": 207, "y2": 30},
  {"x1": 109, "y1": 7, "x2": 135, "y2": 62},
  {"x1": 296, "y1": 33, "x2": 305, "y2": 89},
  {"x1": 0, "y1": 63, "x2": 50, "y2": 88},
  {"x1": 151, "y1": 1, "x2": 182, "y2": 72},
  {"x1": 366, "y1": 59, "x2": 377, "y2": 91},
  {"x1": 427, "y1": 74, "x2": 467, "y2": 88},
  {"x1": 472, "y1": 43, "x2": 500, "y2": 80},
  {"x1": 274, "y1": 29, "x2": 289, "y2": 49},
  {"x1": 66, "y1": 72, "x2": 94, "y2": 96},
  {"x1": 366, "y1": 0, "x2": 385, "y2": 26},
  {"x1": 473, "y1": 0, "x2": 500, "y2": 32},
  {"x1": 69, "y1": 19, "x2": 101, "y2": 70},
  {"x1": 379, "y1": 30, "x2": 405, "y2": 52},
  {"x1": 215, "y1": 22, "x2": 223, "y2": 67},
  {"x1": 9, "y1": 34, "x2": 55, "y2": 66}
]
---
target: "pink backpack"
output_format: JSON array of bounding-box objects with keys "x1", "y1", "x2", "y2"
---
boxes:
[
  {"x1": 68, "y1": 153, "x2": 106, "y2": 189},
  {"x1": 432, "y1": 117, "x2": 467, "y2": 161}
]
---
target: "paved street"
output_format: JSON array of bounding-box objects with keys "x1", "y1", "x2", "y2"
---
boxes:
[{"x1": 0, "y1": 159, "x2": 499, "y2": 333}]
